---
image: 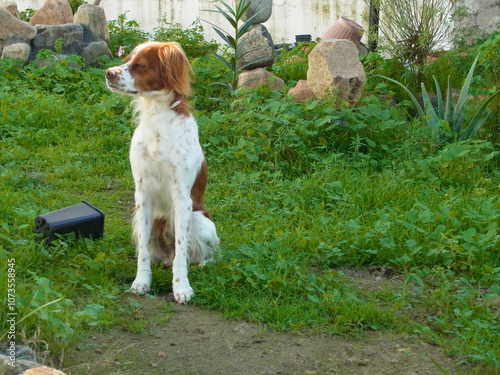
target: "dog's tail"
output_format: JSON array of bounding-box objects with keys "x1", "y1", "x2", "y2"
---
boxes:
[
  {"x1": 187, "y1": 211, "x2": 219, "y2": 265},
  {"x1": 135, "y1": 213, "x2": 218, "y2": 265}
]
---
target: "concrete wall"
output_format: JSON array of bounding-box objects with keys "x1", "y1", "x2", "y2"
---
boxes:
[
  {"x1": 14, "y1": 0, "x2": 500, "y2": 48},
  {"x1": 15, "y1": 0, "x2": 370, "y2": 45},
  {"x1": 454, "y1": 0, "x2": 500, "y2": 36}
]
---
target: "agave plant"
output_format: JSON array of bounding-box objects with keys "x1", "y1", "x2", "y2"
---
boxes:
[
  {"x1": 204, "y1": 0, "x2": 265, "y2": 101},
  {"x1": 378, "y1": 54, "x2": 500, "y2": 143}
]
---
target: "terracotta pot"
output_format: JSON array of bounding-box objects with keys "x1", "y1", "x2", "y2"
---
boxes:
[{"x1": 321, "y1": 16, "x2": 364, "y2": 43}]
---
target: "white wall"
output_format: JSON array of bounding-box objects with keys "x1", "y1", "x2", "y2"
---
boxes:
[{"x1": 15, "y1": 0, "x2": 370, "y2": 45}]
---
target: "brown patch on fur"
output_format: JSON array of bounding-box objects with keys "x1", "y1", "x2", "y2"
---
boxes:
[
  {"x1": 190, "y1": 151, "x2": 211, "y2": 219},
  {"x1": 158, "y1": 42, "x2": 192, "y2": 96},
  {"x1": 127, "y1": 42, "x2": 192, "y2": 95},
  {"x1": 172, "y1": 92, "x2": 191, "y2": 117},
  {"x1": 150, "y1": 217, "x2": 175, "y2": 263},
  {"x1": 128, "y1": 46, "x2": 165, "y2": 92}
]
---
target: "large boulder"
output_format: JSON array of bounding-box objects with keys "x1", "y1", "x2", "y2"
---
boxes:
[
  {"x1": 0, "y1": 6, "x2": 37, "y2": 45},
  {"x1": 307, "y1": 39, "x2": 366, "y2": 105},
  {"x1": 32, "y1": 23, "x2": 84, "y2": 57},
  {"x1": 236, "y1": 0, "x2": 272, "y2": 24},
  {"x1": 1, "y1": 42, "x2": 31, "y2": 62},
  {"x1": 29, "y1": 0, "x2": 73, "y2": 26},
  {"x1": 237, "y1": 24, "x2": 274, "y2": 70},
  {"x1": 238, "y1": 68, "x2": 284, "y2": 90},
  {"x1": 81, "y1": 40, "x2": 112, "y2": 65},
  {"x1": 73, "y1": 3, "x2": 109, "y2": 42},
  {"x1": 1, "y1": 1, "x2": 19, "y2": 18}
]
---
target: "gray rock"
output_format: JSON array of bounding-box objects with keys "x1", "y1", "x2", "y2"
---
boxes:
[
  {"x1": 0, "y1": 345, "x2": 45, "y2": 375},
  {"x1": 73, "y1": 4, "x2": 109, "y2": 42},
  {"x1": 81, "y1": 40, "x2": 112, "y2": 65},
  {"x1": 236, "y1": 0, "x2": 272, "y2": 24},
  {"x1": 0, "y1": 7, "x2": 37, "y2": 45},
  {"x1": 0, "y1": 354, "x2": 39, "y2": 375},
  {"x1": 237, "y1": 24, "x2": 274, "y2": 70},
  {"x1": 32, "y1": 23, "x2": 84, "y2": 57},
  {"x1": 307, "y1": 39, "x2": 366, "y2": 105},
  {"x1": 1, "y1": 42, "x2": 31, "y2": 62}
]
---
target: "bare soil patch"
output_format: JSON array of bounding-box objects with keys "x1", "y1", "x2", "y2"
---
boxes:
[{"x1": 65, "y1": 296, "x2": 475, "y2": 375}]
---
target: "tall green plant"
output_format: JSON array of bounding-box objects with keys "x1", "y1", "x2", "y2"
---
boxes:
[
  {"x1": 204, "y1": 0, "x2": 262, "y2": 100},
  {"x1": 367, "y1": 0, "x2": 454, "y2": 84},
  {"x1": 378, "y1": 54, "x2": 500, "y2": 144}
]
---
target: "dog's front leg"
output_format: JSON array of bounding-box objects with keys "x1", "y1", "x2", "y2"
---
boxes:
[
  {"x1": 131, "y1": 188, "x2": 153, "y2": 295},
  {"x1": 171, "y1": 191, "x2": 194, "y2": 304}
]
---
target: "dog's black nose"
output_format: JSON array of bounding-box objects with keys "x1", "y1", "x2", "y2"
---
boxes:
[{"x1": 105, "y1": 69, "x2": 114, "y2": 79}]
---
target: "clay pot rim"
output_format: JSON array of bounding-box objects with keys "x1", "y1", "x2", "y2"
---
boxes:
[{"x1": 338, "y1": 16, "x2": 363, "y2": 30}]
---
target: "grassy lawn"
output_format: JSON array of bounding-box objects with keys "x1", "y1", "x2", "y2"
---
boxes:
[{"x1": 0, "y1": 35, "x2": 499, "y2": 373}]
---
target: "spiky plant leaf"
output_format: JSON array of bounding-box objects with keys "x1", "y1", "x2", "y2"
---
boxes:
[
  {"x1": 421, "y1": 82, "x2": 439, "y2": 129},
  {"x1": 460, "y1": 90, "x2": 500, "y2": 140},
  {"x1": 210, "y1": 52, "x2": 232, "y2": 71},
  {"x1": 453, "y1": 54, "x2": 480, "y2": 133},
  {"x1": 433, "y1": 76, "x2": 445, "y2": 119},
  {"x1": 444, "y1": 76, "x2": 454, "y2": 125}
]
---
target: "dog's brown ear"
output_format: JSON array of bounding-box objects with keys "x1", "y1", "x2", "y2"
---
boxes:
[{"x1": 158, "y1": 42, "x2": 192, "y2": 96}]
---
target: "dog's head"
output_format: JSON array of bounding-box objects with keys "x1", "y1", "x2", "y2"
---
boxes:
[{"x1": 105, "y1": 42, "x2": 192, "y2": 97}]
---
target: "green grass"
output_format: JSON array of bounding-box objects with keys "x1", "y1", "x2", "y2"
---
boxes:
[{"x1": 0, "y1": 44, "x2": 499, "y2": 373}]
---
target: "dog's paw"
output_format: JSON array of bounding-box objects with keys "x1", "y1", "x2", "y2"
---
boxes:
[
  {"x1": 131, "y1": 273, "x2": 151, "y2": 295},
  {"x1": 173, "y1": 282, "x2": 194, "y2": 304}
]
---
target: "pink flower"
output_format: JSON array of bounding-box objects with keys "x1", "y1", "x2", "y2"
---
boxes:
[{"x1": 118, "y1": 46, "x2": 126, "y2": 57}]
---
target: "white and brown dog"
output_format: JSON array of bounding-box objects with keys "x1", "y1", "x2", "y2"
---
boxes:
[{"x1": 105, "y1": 42, "x2": 219, "y2": 304}]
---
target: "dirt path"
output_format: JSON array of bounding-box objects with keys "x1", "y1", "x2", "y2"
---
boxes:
[{"x1": 65, "y1": 297, "x2": 474, "y2": 375}]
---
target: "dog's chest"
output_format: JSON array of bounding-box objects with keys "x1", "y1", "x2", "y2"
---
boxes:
[{"x1": 129, "y1": 114, "x2": 202, "y2": 182}]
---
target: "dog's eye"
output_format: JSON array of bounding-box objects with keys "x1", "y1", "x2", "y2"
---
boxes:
[{"x1": 133, "y1": 63, "x2": 146, "y2": 69}]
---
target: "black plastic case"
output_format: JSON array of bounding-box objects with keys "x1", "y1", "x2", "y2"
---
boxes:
[{"x1": 34, "y1": 201, "x2": 105, "y2": 240}]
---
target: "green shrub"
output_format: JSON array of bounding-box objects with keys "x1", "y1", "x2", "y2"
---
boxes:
[
  {"x1": 370, "y1": 0, "x2": 454, "y2": 83},
  {"x1": 68, "y1": 0, "x2": 87, "y2": 14},
  {"x1": 379, "y1": 54, "x2": 500, "y2": 144},
  {"x1": 204, "y1": 0, "x2": 260, "y2": 101},
  {"x1": 271, "y1": 42, "x2": 314, "y2": 84},
  {"x1": 18, "y1": 7, "x2": 36, "y2": 22},
  {"x1": 107, "y1": 12, "x2": 149, "y2": 58},
  {"x1": 152, "y1": 19, "x2": 217, "y2": 59},
  {"x1": 198, "y1": 85, "x2": 414, "y2": 176}
]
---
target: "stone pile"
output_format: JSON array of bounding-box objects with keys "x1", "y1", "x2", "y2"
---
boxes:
[
  {"x1": 0, "y1": 0, "x2": 112, "y2": 65},
  {"x1": 288, "y1": 16, "x2": 366, "y2": 105},
  {"x1": 236, "y1": 0, "x2": 284, "y2": 90}
]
